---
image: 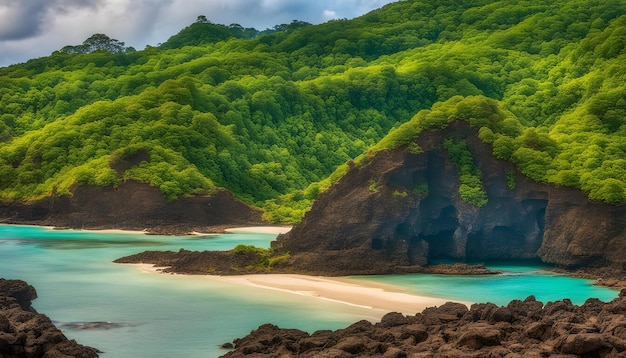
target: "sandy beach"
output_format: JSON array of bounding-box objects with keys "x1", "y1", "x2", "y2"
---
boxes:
[
  {"x1": 127, "y1": 225, "x2": 469, "y2": 318},
  {"x1": 224, "y1": 226, "x2": 292, "y2": 235},
  {"x1": 69, "y1": 228, "x2": 149, "y2": 235},
  {"x1": 216, "y1": 274, "x2": 469, "y2": 315},
  {"x1": 46, "y1": 225, "x2": 291, "y2": 236},
  {"x1": 133, "y1": 264, "x2": 470, "y2": 317},
  {"x1": 22, "y1": 225, "x2": 443, "y2": 318}
]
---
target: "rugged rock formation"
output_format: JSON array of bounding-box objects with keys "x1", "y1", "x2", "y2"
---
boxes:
[
  {"x1": 0, "y1": 278, "x2": 98, "y2": 358},
  {"x1": 115, "y1": 249, "x2": 499, "y2": 276},
  {"x1": 114, "y1": 248, "x2": 274, "y2": 275},
  {"x1": 222, "y1": 290, "x2": 626, "y2": 357},
  {"x1": 0, "y1": 180, "x2": 265, "y2": 234},
  {"x1": 271, "y1": 121, "x2": 626, "y2": 273}
]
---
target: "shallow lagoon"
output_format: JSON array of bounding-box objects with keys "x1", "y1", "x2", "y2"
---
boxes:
[
  {"x1": 0, "y1": 225, "x2": 618, "y2": 357},
  {"x1": 353, "y1": 261, "x2": 618, "y2": 306}
]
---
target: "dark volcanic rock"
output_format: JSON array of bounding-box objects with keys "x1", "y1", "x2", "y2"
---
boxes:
[
  {"x1": 0, "y1": 180, "x2": 265, "y2": 234},
  {"x1": 271, "y1": 121, "x2": 626, "y2": 273},
  {"x1": 56, "y1": 321, "x2": 127, "y2": 330},
  {"x1": 222, "y1": 290, "x2": 626, "y2": 358},
  {"x1": 115, "y1": 248, "x2": 276, "y2": 275},
  {"x1": 423, "y1": 263, "x2": 499, "y2": 275},
  {"x1": 455, "y1": 323, "x2": 502, "y2": 349},
  {"x1": 0, "y1": 278, "x2": 98, "y2": 358},
  {"x1": 0, "y1": 279, "x2": 37, "y2": 312}
]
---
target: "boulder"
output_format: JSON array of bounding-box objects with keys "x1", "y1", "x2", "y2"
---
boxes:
[
  {"x1": 525, "y1": 321, "x2": 553, "y2": 341},
  {"x1": 559, "y1": 333, "x2": 607, "y2": 355},
  {"x1": 456, "y1": 324, "x2": 503, "y2": 349},
  {"x1": 380, "y1": 312, "x2": 410, "y2": 327},
  {"x1": 490, "y1": 307, "x2": 513, "y2": 323},
  {"x1": 334, "y1": 336, "x2": 369, "y2": 354},
  {"x1": 0, "y1": 278, "x2": 98, "y2": 357},
  {"x1": 400, "y1": 324, "x2": 428, "y2": 343}
]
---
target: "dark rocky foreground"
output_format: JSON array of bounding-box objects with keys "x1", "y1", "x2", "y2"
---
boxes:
[
  {"x1": 222, "y1": 290, "x2": 626, "y2": 358},
  {"x1": 0, "y1": 278, "x2": 98, "y2": 358}
]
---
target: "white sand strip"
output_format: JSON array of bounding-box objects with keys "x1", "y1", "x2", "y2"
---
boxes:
[
  {"x1": 215, "y1": 274, "x2": 469, "y2": 315},
  {"x1": 131, "y1": 264, "x2": 469, "y2": 316},
  {"x1": 47, "y1": 227, "x2": 149, "y2": 235},
  {"x1": 225, "y1": 226, "x2": 292, "y2": 235},
  {"x1": 49, "y1": 226, "x2": 290, "y2": 236}
]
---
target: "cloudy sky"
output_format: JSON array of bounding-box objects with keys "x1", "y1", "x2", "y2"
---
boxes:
[{"x1": 0, "y1": 0, "x2": 396, "y2": 67}]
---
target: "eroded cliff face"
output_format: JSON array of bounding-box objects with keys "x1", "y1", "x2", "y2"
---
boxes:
[
  {"x1": 273, "y1": 121, "x2": 626, "y2": 274},
  {"x1": 0, "y1": 180, "x2": 265, "y2": 234}
]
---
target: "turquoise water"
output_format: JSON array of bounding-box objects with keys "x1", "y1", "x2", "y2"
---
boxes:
[
  {"x1": 355, "y1": 261, "x2": 618, "y2": 306},
  {"x1": 0, "y1": 225, "x2": 619, "y2": 357}
]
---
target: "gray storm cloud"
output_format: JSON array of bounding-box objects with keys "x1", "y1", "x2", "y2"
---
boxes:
[
  {"x1": 0, "y1": 0, "x2": 49, "y2": 40},
  {"x1": 0, "y1": 0, "x2": 101, "y2": 40},
  {"x1": 0, "y1": 0, "x2": 395, "y2": 67}
]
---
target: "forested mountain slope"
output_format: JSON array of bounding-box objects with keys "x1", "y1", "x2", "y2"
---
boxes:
[{"x1": 0, "y1": 0, "x2": 625, "y2": 224}]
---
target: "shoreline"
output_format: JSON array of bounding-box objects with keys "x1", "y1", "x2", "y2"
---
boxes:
[
  {"x1": 55, "y1": 227, "x2": 150, "y2": 235},
  {"x1": 224, "y1": 226, "x2": 292, "y2": 235},
  {"x1": 70, "y1": 225, "x2": 292, "y2": 236},
  {"x1": 131, "y1": 264, "x2": 470, "y2": 316},
  {"x1": 0, "y1": 223, "x2": 291, "y2": 237}
]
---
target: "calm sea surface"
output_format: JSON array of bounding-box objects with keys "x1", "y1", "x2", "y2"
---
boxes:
[{"x1": 0, "y1": 225, "x2": 618, "y2": 357}]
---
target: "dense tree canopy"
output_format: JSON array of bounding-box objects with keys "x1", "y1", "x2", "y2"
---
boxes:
[
  {"x1": 0, "y1": 0, "x2": 625, "y2": 222},
  {"x1": 56, "y1": 34, "x2": 135, "y2": 54}
]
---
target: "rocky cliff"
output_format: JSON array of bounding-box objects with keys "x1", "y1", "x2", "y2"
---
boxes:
[
  {"x1": 0, "y1": 180, "x2": 265, "y2": 234},
  {"x1": 0, "y1": 278, "x2": 98, "y2": 357},
  {"x1": 272, "y1": 121, "x2": 626, "y2": 273},
  {"x1": 222, "y1": 290, "x2": 626, "y2": 357}
]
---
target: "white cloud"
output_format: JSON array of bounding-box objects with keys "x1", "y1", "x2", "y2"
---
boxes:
[{"x1": 323, "y1": 9, "x2": 337, "y2": 20}]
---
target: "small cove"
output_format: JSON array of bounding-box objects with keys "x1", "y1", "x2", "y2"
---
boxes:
[
  {"x1": 354, "y1": 261, "x2": 618, "y2": 306},
  {"x1": 0, "y1": 224, "x2": 619, "y2": 357}
]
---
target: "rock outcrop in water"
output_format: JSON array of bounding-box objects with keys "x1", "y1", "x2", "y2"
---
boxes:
[
  {"x1": 114, "y1": 248, "x2": 279, "y2": 275},
  {"x1": 114, "y1": 249, "x2": 499, "y2": 276},
  {"x1": 0, "y1": 180, "x2": 265, "y2": 234},
  {"x1": 271, "y1": 121, "x2": 626, "y2": 274},
  {"x1": 0, "y1": 278, "x2": 99, "y2": 358},
  {"x1": 223, "y1": 290, "x2": 626, "y2": 358}
]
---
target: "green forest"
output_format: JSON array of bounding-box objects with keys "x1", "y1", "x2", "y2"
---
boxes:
[{"x1": 0, "y1": 0, "x2": 625, "y2": 223}]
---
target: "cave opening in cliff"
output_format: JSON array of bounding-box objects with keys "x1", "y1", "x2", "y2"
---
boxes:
[
  {"x1": 420, "y1": 230, "x2": 456, "y2": 260},
  {"x1": 463, "y1": 198, "x2": 548, "y2": 260},
  {"x1": 536, "y1": 207, "x2": 546, "y2": 232},
  {"x1": 465, "y1": 227, "x2": 525, "y2": 260},
  {"x1": 416, "y1": 198, "x2": 461, "y2": 262}
]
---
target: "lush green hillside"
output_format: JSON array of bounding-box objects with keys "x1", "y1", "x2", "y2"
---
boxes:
[{"x1": 0, "y1": 0, "x2": 625, "y2": 223}]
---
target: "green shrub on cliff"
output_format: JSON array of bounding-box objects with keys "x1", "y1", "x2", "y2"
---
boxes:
[
  {"x1": 506, "y1": 170, "x2": 516, "y2": 190},
  {"x1": 443, "y1": 139, "x2": 488, "y2": 207},
  {"x1": 233, "y1": 244, "x2": 291, "y2": 270},
  {"x1": 233, "y1": 244, "x2": 263, "y2": 254},
  {"x1": 369, "y1": 96, "x2": 517, "y2": 155}
]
